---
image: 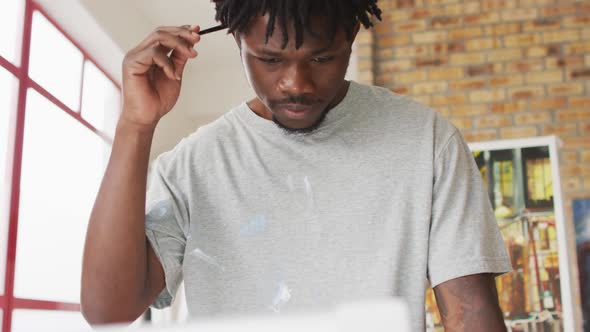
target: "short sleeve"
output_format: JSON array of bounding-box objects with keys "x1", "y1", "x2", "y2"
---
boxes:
[
  {"x1": 427, "y1": 130, "x2": 512, "y2": 287},
  {"x1": 144, "y1": 155, "x2": 189, "y2": 309}
]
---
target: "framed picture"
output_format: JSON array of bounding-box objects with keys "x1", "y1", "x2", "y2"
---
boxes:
[
  {"x1": 573, "y1": 198, "x2": 590, "y2": 331},
  {"x1": 424, "y1": 136, "x2": 579, "y2": 332}
]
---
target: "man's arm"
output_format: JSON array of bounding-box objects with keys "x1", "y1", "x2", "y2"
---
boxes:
[
  {"x1": 81, "y1": 120, "x2": 166, "y2": 325},
  {"x1": 81, "y1": 25, "x2": 200, "y2": 325},
  {"x1": 433, "y1": 273, "x2": 506, "y2": 332}
]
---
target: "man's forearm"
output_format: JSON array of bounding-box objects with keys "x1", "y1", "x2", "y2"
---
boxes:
[
  {"x1": 434, "y1": 273, "x2": 507, "y2": 332},
  {"x1": 81, "y1": 118, "x2": 157, "y2": 324}
]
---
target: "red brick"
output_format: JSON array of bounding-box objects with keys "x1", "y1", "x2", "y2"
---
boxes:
[
  {"x1": 394, "y1": 20, "x2": 428, "y2": 33},
  {"x1": 378, "y1": 35, "x2": 411, "y2": 47},
  {"x1": 485, "y1": 23, "x2": 521, "y2": 36},
  {"x1": 541, "y1": 3, "x2": 578, "y2": 16},
  {"x1": 563, "y1": 137, "x2": 590, "y2": 149},
  {"x1": 526, "y1": 71, "x2": 564, "y2": 84},
  {"x1": 522, "y1": 18, "x2": 561, "y2": 31},
  {"x1": 505, "y1": 33, "x2": 542, "y2": 47},
  {"x1": 475, "y1": 114, "x2": 513, "y2": 128},
  {"x1": 432, "y1": 94, "x2": 467, "y2": 106},
  {"x1": 395, "y1": 0, "x2": 415, "y2": 8},
  {"x1": 563, "y1": 177, "x2": 583, "y2": 191},
  {"x1": 464, "y1": 12, "x2": 500, "y2": 24},
  {"x1": 514, "y1": 112, "x2": 551, "y2": 125},
  {"x1": 448, "y1": 42, "x2": 466, "y2": 53},
  {"x1": 450, "y1": 79, "x2": 486, "y2": 90},
  {"x1": 463, "y1": 130, "x2": 498, "y2": 142},
  {"x1": 431, "y1": 16, "x2": 462, "y2": 27},
  {"x1": 449, "y1": 27, "x2": 483, "y2": 40},
  {"x1": 481, "y1": 0, "x2": 518, "y2": 11},
  {"x1": 556, "y1": 109, "x2": 590, "y2": 121},
  {"x1": 452, "y1": 104, "x2": 489, "y2": 117},
  {"x1": 565, "y1": 42, "x2": 590, "y2": 54},
  {"x1": 490, "y1": 75, "x2": 524, "y2": 87},
  {"x1": 488, "y1": 48, "x2": 523, "y2": 62},
  {"x1": 571, "y1": 69, "x2": 590, "y2": 80},
  {"x1": 562, "y1": 165, "x2": 590, "y2": 177},
  {"x1": 543, "y1": 30, "x2": 581, "y2": 43},
  {"x1": 450, "y1": 53, "x2": 486, "y2": 65},
  {"x1": 470, "y1": 89, "x2": 506, "y2": 103},
  {"x1": 580, "y1": 122, "x2": 590, "y2": 135},
  {"x1": 381, "y1": 59, "x2": 413, "y2": 72},
  {"x1": 571, "y1": 97, "x2": 590, "y2": 108},
  {"x1": 466, "y1": 38, "x2": 502, "y2": 51},
  {"x1": 375, "y1": 22, "x2": 393, "y2": 35},
  {"x1": 546, "y1": 56, "x2": 585, "y2": 70},
  {"x1": 467, "y1": 64, "x2": 494, "y2": 76},
  {"x1": 542, "y1": 123, "x2": 578, "y2": 136},
  {"x1": 491, "y1": 101, "x2": 528, "y2": 114},
  {"x1": 412, "y1": 81, "x2": 448, "y2": 94},
  {"x1": 413, "y1": 31, "x2": 448, "y2": 44},
  {"x1": 501, "y1": 8, "x2": 538, "y2": 21},
  {"x1": 500, "y1": 126, "x2": 539, "y2": 139},
  {"x1": 412, "y1": 8, "x2": 438, "y2": 19},
  {"x1": 560, "y1": 150, "x2": 579, "y2": 164},
  {"x1": 416, "y1": 57, "x2": 448, "y2": 67},
  {"x1": 509, "y1": 86, "x2": 545, "y2": 99},
  {"x1": 506, "y1": 60, "x2": 544, "y2": 73},
  {"x1": 429, "y1": 67, "x2": 464, "y2": 80},
  {"x1": 548, "y1": 83, "x2": 584, "y2": 96},
  {"x1": 563, "y1": 16, "x2": 590, "y2": 28},
  {"x1": 394, "y1": 71, "x2": 428, "y2": 84},
  {"x1": 530, "y1": 97, "x2": 567, "y2": 110},
  {"x1": 395, "y1": 45, "x2": 429, "y2": 58},
  {"x1": 526, "y1": 45, "x2": 560, "y2": 58}
]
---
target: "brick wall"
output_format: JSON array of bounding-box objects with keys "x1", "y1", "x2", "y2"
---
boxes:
[{"x1": 356, "y1": 0, "x2": 589, "y2": 326}]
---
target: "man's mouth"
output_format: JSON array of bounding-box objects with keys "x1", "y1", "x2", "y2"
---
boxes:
[{"x1": 278, "y1": 104, "x2": 314, "y2": 119}]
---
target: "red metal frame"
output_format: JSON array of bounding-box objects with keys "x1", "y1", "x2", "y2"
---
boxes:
[{"x1": 1, "y1": 0, "x2": 119, "y2": 330}]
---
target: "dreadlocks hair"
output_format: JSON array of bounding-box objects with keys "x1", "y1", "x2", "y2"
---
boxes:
[{"x1": 212, "y1": 0, "x2": 382, "y2": 49}]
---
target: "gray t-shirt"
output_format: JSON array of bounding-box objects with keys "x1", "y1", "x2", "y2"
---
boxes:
[{"x1": 145, "y1": 81, "x2": 511, "y2": 331}]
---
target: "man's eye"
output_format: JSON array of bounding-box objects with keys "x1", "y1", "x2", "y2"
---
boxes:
[
  {"x1": 312, "y1": 56, "x2": 334, "y2": 63},
  {"x1": 258, "y1": 57, "x2": 281, "y2": 64}
]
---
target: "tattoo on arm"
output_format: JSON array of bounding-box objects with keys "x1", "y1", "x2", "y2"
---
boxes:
[{"x1": 433, "y1": 273, "x2": 506, "y2": 332}]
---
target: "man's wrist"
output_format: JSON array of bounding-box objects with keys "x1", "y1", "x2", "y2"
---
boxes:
[{"x1": 117, "y1": 113, "x2": 159, "y2": 135}]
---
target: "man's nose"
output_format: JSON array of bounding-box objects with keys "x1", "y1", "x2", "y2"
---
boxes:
[{"x1": 278, "y1": 63, "x2": 315, "y2": 96}]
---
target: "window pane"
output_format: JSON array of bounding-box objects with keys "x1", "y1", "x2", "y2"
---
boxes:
[
  {"x1": 0, "y1": 67, "x2": 19, "y2": 296},
  {"x1": 0, "y1": 0, "x2": 25, "y2": 65},
  {"x1": 12, "y1": 310, "x2": 89, "y2": 332},
  {"x1": 29, "y1": 11, "x2": 83, "y2": 111},
  {"x1": 14, "y1": 89, "x2": 110, "y2": 303},
  {"x1": 81, "y1": 60, "x2": 121, "y2": 138}
]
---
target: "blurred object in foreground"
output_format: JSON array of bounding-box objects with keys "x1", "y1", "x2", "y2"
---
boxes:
[{"x1": 86, "y1": 298, "x2": 409, "y2": 332}]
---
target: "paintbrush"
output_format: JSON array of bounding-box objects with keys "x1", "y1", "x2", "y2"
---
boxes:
[{"x1": 198, "y1": 25, "x2": 226, "y2": 35}]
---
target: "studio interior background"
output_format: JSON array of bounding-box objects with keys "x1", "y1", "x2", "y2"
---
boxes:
[{"x1": 0, "y1": 0, "x2": 589, "y2": 331}]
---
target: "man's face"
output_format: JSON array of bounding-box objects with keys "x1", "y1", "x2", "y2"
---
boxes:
[{"x1": 237, "y1": 15, "x2": 357, "y2": 134}]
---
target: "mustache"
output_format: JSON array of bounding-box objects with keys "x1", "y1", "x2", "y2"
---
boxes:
[{"x1": 268, "y1": 95, "x2": 322, "y2": 108}]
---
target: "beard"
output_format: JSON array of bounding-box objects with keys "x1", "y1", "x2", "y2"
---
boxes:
[{"x1": 271, "y1": 108, "x2": 330, "y2": 135}]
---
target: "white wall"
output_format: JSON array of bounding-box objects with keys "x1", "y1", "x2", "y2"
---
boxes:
[{"x1": 35, "y1": 0, "x2": 359, "y2": 162}]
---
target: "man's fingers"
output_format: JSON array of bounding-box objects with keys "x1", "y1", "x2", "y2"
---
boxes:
[
  {"x1": 151, "y1": 49, "x2": 178, "y2": 80},
  {"x1": 147, "y1": 33, "x2": 197, "y2": 60},
  {"x1": 171, "y1": 47, "x2": 198, "y2": 79},
  {"x1": 125, "y1": 47, "x2": 177, "y2": 81},
  {"x1": 125, "y1": 25, "x2": 202, "y2": 81},
  {"x1": 139, "y1": 26, "x2": 200, "y2": 50}
]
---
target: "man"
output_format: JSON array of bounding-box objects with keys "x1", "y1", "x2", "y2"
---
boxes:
[{"x1": 81, "y1": 1, "x2": 511, "y2": 331}]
